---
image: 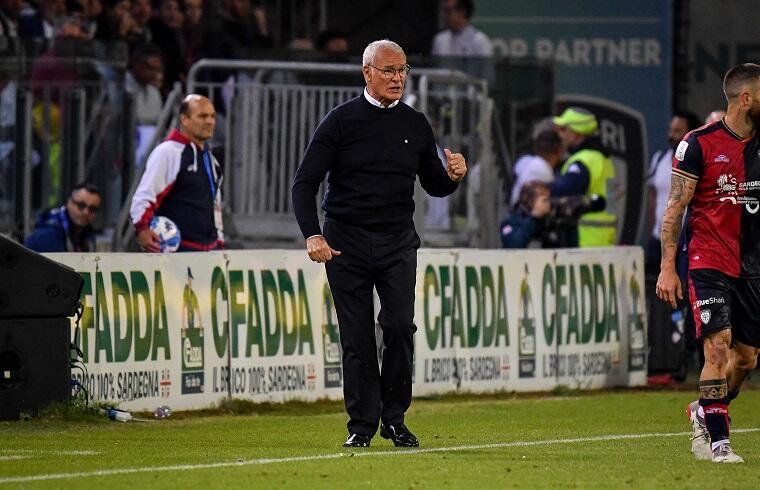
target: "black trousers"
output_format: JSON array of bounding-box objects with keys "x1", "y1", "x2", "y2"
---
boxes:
[{"x1": 323, "y1": 219, "x2": 419, "y2": 436}]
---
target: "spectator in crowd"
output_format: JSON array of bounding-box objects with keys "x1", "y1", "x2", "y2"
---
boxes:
[
  {"x1": 431, "y1": 0, "x2": 492, "y2": 57},
  {"x1": 31, "y1": 15, "x2": 92, "y2": 95},
  {"x1": 77, "y1": 0, "x2": 101, "y2": 38},
  {"x1": 125, "y1": 43, "x2": 164, "y2": 125},
  {"x1": 127, "y1": 0, "x2": 153, "y2": 48},
  {"x1": 131, "y1": 0, "x2": 152, "y2": 25},
  {"x1": 316, "y1": 29, "x2": 349, "y2": 57},
  {"x1": 0, "y1": 0, "x2": 22, "y2": 56},
  {"x1": 28, "y1": 15, "x2": 94, "y2": 208},
  {"x1": 95, "y1": 0, "x2": 139, "y2": 46},
  {"x1": 551, "y1": 106, "x2": 616, "y2": 247},
  {"x1": 501, "y1": 180, "x2": 551, "y2": 248},
  {"x1": 95, "y1": 0, "x2": 128, "y2": 40},
  {"x1": 704, "y1": 109, "x2": 726, "y2": 124},
  {"x1": 510, "y1": 129, "x2": 564, "y2": 206},
  {"x1": 287, "y1": 37, "x2": 314, "y2": 51},
  {"x1": 645, "y1": 110, "x2": 700, "y2": 274},
  {"x1": 24, "y1": 182, "x2": 101, "y2": 252},
  {"x1": 208, "y1": 0, "x2": 271, "y2": 59},
  {"x1": 181, "y1": 0, "x2": 206, "y2": 69},
  {"x1": 18, "y1": 0, "x2": 75, "y2": 51},
  {"x1": 148, "y1": 0, "x2": 184, "y2": 92},
  {"x1": 131, "y1": 94, "x2": 224, "y2": 252}
]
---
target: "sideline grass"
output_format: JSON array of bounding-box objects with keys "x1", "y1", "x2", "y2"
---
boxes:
[{"x1": 2, "y1": 390, "x2": 760, "y2": 489}]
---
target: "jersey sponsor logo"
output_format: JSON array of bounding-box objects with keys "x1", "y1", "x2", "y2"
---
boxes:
[
  {"x1": 719, "y1": 195, "x2": 760, "y2": 214},
  {"x1": 675, "y1": 140, "x2": 689, "y2": 161},
  {"x1": 714, "y1": 154, "x2": 730, "y2": 163},
  {"x1": 715, "y1": 174, "x2": 760, "y2": 200},
  {"x1": 700, "y1": 309, "x2": 711, "y2": 325},
  {"x1": 694, "y1": 296, "x2": 726, "y2": 308},
  {"x1": 739, "y1": 180, "x2": 760, "y2": 191}
]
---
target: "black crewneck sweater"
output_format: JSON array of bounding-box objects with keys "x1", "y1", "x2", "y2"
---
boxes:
[{"x1": 292, "y1": 95, "x2": 458, "y2": 238}]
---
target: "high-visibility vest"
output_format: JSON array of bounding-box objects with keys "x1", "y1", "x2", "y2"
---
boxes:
[{"x1": 560, "y1": 149, "x2": 617, "y2": 247}]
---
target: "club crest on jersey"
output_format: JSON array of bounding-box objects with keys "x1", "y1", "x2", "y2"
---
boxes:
[
  {"x1": 716, "y1": 174, "x2": 737, "y2": 195},
  {"x1": 700, "y1": 310, "x2": 711, "y2": 325},
  {"x1": 714, "y1": 154, "x2": 730, "y2": 163},
  {"x1": 675, "y1": 141, "x2": 689, "y2": 161}
]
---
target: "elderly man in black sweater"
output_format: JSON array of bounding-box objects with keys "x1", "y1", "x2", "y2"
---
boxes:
[{"x1": 292, "y1": 39, "x2": 467, "y2": 448}]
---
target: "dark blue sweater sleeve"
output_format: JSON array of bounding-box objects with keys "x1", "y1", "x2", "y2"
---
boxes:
[
  {"x1": 500, "y1": 213, "x2": 539, "y2": 248},
  {"x1": 23, "y1": 227, "x2": 67, "y2": 252},
  {"x1": 549, "y1": 161, "x2": 590, "y2": 197},
  {"x1": 292, "y1": 110, "x2": 340, "y2": 239},
  {"x1": 417, "y1": 115, "x2": 459, "y2": 197}
]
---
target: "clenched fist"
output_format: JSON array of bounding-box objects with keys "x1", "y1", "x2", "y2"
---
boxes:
[{"x1": 445, "y1": 148, "x2": 467, "y2": 182}]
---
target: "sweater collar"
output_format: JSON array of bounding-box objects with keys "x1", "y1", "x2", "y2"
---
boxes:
[
  {"x1": 166, "y1": 128, "x2": 207, "y2": 150},
  {"x1": 363, "y1": 88, "x2": 399, "y2": 109}
]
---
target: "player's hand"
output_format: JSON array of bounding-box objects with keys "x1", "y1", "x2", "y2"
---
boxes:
[
  {"x1": 445, "y1": 148, "x2": 467, "y2": 182},
  {"x1": 137, "y1": 228, "x2": 162, "y2": 253},
  {"x1": 656, "y1": 267, "x2": 682, "y2": 309},
  {"x1": 306, "y1": 235, "x2": 341, "y2": 263}
]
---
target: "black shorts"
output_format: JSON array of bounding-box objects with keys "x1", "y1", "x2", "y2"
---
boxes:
[{"x1": 687, "y1": 268, "x2": 760, "y2": 347}]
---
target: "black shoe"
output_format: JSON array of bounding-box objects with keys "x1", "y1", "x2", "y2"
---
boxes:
[
  {"x1": 380, "y1": 423, "x2": 419, "y2": 447},
  {"x1": 343, "y1": 433, "x2": 371, "y2": 447}
]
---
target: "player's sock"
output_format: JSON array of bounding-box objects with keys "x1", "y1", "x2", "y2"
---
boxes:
[{"x1": 699, "y1": 379, "x2": 730, "y2": 445}]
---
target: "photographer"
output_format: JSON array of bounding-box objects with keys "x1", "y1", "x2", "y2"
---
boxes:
[
  {"x1": 501, "y1": 180, "x2": 608, "y2": 249},
  {"x1": 546, "y1": 193, "x2": 607, "y2": 247}
]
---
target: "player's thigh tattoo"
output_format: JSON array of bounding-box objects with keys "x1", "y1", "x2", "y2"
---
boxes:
[{"x1": 699, "y1": 379, "x2": 728, "y2": 399}]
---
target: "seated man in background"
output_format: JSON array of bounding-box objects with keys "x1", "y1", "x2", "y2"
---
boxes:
[{"x1": 24, "y1": 182, "x2": 101, "y2": 252}]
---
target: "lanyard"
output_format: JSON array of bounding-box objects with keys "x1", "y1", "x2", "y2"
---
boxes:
[
  {"x1": 58, "y1": 206, "x2": 82, "y2": 252},
  {"x1": 58, "y1": 205, "x2": 70, "y2": 233},
  {"x1": 201, "y1": 150, "x2": 218, "y2": 200}
]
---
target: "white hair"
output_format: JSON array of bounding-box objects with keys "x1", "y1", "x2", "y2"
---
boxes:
[{"x1": 362, "y1": 39, "x2": 405, "y2": 67}]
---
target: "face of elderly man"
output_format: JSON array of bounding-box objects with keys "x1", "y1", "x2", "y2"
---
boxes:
[{"x1": 363, "y1": 46, "x2": 408, "y2": 106}]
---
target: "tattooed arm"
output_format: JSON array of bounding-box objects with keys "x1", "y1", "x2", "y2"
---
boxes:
[{"x1": 656, "y1": 170, "x2": 697, "y2": 308}]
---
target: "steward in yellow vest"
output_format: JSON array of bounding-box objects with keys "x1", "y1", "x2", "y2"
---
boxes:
[{"x1": 551, "y1": 107, "x2": 617, "y2": 247}]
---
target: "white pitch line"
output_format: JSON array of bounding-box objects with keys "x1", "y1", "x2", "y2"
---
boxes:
[
  {"x1": 1, "y1": 428, "x2": 759, "y2": 485},
  {"x1": 0, "y1": 456, "x2": 31, "y2": 461}
]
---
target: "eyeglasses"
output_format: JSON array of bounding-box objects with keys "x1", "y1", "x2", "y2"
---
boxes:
[
  {"x1": 368, "y1": 64, "x2": 411, "y2": 79},
  {"x1": 71, "y1": 200, "x2": 99, "y2": 213}
]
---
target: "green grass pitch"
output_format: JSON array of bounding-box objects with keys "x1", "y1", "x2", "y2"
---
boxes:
[{"x1": 2, "y1": 389, "x2": 760, "y2": 488}]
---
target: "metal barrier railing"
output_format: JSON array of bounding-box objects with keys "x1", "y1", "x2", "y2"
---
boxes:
[
  {"x1": 4, "y1": 81, "x2": 126, "y2": 239},
  {"x1": 1, "y1": 53, "x2": 128, "y2": 242},
  {"x1": 113, "y1": 59, "x2": 506, "y2": 250}
]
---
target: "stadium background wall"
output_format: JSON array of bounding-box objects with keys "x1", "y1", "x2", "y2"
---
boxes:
[{"x1": 47, "y1": 248, "x2": 647, "y2": 411}]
